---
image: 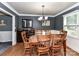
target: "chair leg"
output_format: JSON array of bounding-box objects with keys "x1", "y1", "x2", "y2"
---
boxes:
[
  {"x1": 50, "y1": 49, "x2": 53, "y2": 56},
  {"x1": 24, "y1": 48, "x2": 32, "y2": 56},
  {"x1": 52, "y1": 49, "x2": 62, "y2": 56},
  {"x1": 23, "y1": 49, "x2": 25, "y2": 56},
  {"x1": 38, "y1": 53, "x2": 41, "y2": 56},
  {"x1": 24, "y1": 49, "x2": 26, "y2": 55},
  {"x1": 51, "y1": 50, "x2": 54, "y2": 56},
  {"x1": 47, "y1": 52, "x2": 50, "y2": 56}
]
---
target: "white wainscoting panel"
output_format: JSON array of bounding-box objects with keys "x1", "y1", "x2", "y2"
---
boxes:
[
  {"x1": 0, "y1": 31, "x2": 12, "y2": 42},
  {"x1": 67, "y1": 36, "x2": 79, "y2": 53}
]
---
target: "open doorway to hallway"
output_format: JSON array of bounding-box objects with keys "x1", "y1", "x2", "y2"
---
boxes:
[{"x1": 0, "y1": 11, "x2": 12, "y2": 55}]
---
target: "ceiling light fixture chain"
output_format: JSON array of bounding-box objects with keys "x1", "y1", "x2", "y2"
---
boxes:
[
  {"x1": 38, "y1": 5, "x2": 48, "y2": 21},
  {"x1": 42, "y1": 5, "x2": 45, "y2": 20}
]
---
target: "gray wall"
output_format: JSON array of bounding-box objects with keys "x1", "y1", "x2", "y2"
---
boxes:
[
  {"x1": 0, "y1": 3, "x2": 19, "y2": 31},
  {"x1": 17, "y1": 16, "x2": 55, "y2": 30},
  {"x1": 55, "y1": 6, "x2": 79, "y2": 30},
  {"x1": 0, "y1": 15, "x2": 12, "y2": 31}
]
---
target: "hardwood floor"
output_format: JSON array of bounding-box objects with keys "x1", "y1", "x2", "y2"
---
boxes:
[
  {"x1": 0, "y1": 42, "x2": 11, "y2": 55},
  {"x1": 0, "y1": 43, "x2": 24, "y2": 56},
  {"x1": 0, "y1": 43, "x2": 79, "y2": 56},
  {"x1": 66, "y1": 47, "x2": 79, "y2": 56}
]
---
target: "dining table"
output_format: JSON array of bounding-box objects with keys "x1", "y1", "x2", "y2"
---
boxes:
[{"x1": 29, "y1": 30, "x2": 66, "y2": 56}]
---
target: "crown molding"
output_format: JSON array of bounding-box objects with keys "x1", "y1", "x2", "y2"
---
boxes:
[
  {"x1": 1, "y1": 2, "x2": 79, "y2": 17},
  {"x1": 0, "y1": 7, "x2": 14, "y2": 16},
  {"x1": 63, "y1": 10, "x2": 79, "y2": 17},
  {"x1": 19, "y1": 14, "x2": 55, "y2": 17},
  {"x1": 54, "y1": 2, "x2": 79, "y2": 17},
  {"x1": 1, "y1": 2, "x2": 19, "y2": 15}
]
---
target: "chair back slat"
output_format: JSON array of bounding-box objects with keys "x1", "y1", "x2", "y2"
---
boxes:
[
  {"x1": 37, "y1": 35, "x2": 50, "y2": 55},
  {"x1": 21, "y1": 31, "x2": 29, "y2": 43},
  {"x1": 51, "y1": 34, "x2": 64, "y2": 47},
  {"x1": 37, "y1": 35, "x2": 50, "y2": 47}
]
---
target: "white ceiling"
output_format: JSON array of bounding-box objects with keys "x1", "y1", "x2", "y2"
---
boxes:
[{"x1": 7, "y1": 2, "x2": 76, "y2": 16}]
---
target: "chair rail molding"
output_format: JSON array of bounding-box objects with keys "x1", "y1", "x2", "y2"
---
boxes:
[{"x1": 0, "y1": 7, "x2": 16, "y2": 46}]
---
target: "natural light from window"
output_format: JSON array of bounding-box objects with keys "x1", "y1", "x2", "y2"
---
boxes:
[{"x1": 63, "y1": 10, "x2": 79, "y2": 39}]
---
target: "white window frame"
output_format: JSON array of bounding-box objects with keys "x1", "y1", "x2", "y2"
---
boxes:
[
  {"x1": 63, "y1": 10, "x2": 79, "y2": 30},
  {"x1": 63, "y1": 10, "x2": 79, "y2": 38}
]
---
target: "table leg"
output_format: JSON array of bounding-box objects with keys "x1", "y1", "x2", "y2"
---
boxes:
[{"x1": 63, "y1": 40, "x2": 66, "y2": 56}]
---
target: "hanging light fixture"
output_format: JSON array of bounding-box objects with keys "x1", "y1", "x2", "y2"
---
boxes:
[{"x1": 38, "y1": 5, "x2": 48, "y2": 21}]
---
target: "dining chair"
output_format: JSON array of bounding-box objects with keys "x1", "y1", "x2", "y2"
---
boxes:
[
  {"x1": 37, "y1": 35, "x2": 51, "y2": 56},
  {"x1": 50, "y1": 34, "x2": 64, "y2": 56},
  {"x1": 29, "y1": 35, "x2": 39, "y2": 55},
  {"x1": 21, "y1": 31, "x2": 32, "y2": 55}
]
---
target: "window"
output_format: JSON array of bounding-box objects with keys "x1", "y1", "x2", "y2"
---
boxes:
[
  {"x1": 63, "y1": 10, "x2": 79, "y2": 38},
  {"x1": 65, "y1": 14, "x2": 77, "y2": 30}
]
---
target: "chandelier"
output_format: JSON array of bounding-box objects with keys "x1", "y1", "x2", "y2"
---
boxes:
[{"x1": 38, "y1": 5, "x2": 48, "y2": 21}]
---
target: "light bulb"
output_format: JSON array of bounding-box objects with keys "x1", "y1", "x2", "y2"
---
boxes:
[
  {"x1": 45, "y1": 16, "x2": 48, "y2": 20},
  {"x1": 38, "y1": 17, "x2": 43, "y2": 21}
]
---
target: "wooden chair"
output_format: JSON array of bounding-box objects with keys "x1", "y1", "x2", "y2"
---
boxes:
[
  {"x1": 29, "y1": 35, "x2": 39, "y2": 55},
  {"x1": 50, "y1": 34, "x2": 64, "y2": 56},
  {"x1": 21, "y1": 31, "x2": 32, "y2": 55},
  {"x1": 37, "y1": 35, "x2": 50, "y2": 56},
  {"x1": 55, "y1": 30, "x2": 67, "y2": 56}
]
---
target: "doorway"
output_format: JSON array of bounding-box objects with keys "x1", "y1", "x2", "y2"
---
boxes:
[{"x1": 0, "y1": 8, "x2": 16, "y2": 46}]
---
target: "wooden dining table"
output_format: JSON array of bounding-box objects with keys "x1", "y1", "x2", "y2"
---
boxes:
[{"x1": 29, "y1": 30, "x2": 66, "y2": 56}]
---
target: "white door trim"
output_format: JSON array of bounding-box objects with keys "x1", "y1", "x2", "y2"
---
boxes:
[{"x1": 0, "y1": 7, "x2": 16, "y2": 46}]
